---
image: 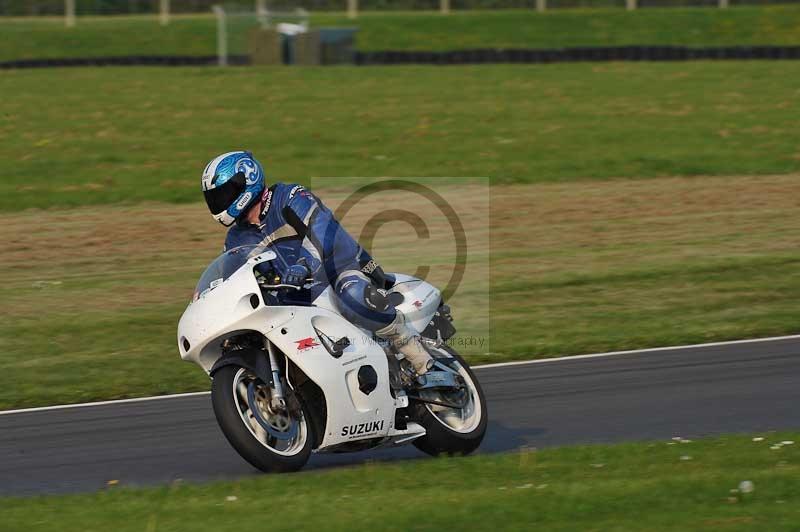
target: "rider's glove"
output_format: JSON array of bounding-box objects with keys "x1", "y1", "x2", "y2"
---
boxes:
[{"x1": 283, "y1": 260, "x2": 309, "y2": 287}]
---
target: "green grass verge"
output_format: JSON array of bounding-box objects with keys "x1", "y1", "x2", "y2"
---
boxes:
[
  {"x1": 3, "y1": 7, "x2": 800, "y2": 61},
  {"x1": 2, "y1": 63, "x2": 799, "y2": 212},
  {"x1": 3, "y1": 432, "x2": 800, "y2": 530}
]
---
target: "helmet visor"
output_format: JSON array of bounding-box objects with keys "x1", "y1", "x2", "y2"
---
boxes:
[{"x1": 204, "y1": 172, "x2": 246, "y2": 215}]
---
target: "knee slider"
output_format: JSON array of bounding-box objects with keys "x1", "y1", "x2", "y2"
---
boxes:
[{"x1": 364, "y1": 284, "x2": 389, "y2": 311}]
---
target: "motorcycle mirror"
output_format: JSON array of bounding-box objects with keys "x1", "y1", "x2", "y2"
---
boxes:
[{"x1": 248, "y1": 250, "x2": 278, "y2": 265}]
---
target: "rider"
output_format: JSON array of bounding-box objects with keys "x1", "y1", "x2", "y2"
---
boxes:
[{"x1": 200, "y1": 150, "x2": 434, "y2": 375}]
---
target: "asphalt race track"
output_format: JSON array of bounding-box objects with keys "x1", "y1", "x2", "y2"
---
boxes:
[{"x1": 2, "y1": 337, "x2": 799, "y2": 496}]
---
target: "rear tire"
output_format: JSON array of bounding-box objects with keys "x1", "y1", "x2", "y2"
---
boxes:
[
  {"x1": 413, "y1": 347, "x2": 488, "y2": 456},
  {"x1": 211, "y1": 365, "x2": 314, "y2": 473}
]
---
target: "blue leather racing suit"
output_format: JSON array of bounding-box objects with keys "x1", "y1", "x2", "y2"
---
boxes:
[{"x1": 224, "y1": 183, "x2": 395, "y2": 331}]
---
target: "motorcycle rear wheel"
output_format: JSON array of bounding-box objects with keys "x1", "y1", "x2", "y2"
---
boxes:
[
  {"x1": 412, "y1": 346, "x2": 488, "y2": 456},
  {"x1": 211, "y1": 365, "x2": 315, "y2": 473}
]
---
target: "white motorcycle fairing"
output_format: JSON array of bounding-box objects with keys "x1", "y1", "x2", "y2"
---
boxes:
[{"x1": 177, "y1": 250, "x2": 440, "y2": 450}]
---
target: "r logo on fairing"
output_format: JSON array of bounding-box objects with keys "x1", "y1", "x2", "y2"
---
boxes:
[{"x1": 295, "y1": 337, "x2": 319, "y2": 351}]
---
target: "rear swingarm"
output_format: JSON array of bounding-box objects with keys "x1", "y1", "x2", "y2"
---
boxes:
[{"x1": 407, "y1": 394, "x2": 468, "y2": 409}]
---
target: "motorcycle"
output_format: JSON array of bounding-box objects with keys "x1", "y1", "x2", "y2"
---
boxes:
[{"x1": 177, "y1": 244, "x2": 487, "y2": 472}]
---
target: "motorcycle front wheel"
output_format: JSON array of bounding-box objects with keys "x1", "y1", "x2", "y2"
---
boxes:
[
  {"x1": 211, "y1": 365, "x2": 314, "y2": 473},
  {"x1": 412, "y1": 346, "x2": 488, "y2": 456}
]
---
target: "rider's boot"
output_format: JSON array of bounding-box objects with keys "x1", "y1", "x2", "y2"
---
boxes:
[{"x1": 376, "y1": 312, "x2": 434, "y2": 376}]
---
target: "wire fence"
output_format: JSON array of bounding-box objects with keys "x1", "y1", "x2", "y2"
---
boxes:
[{"x1": 1, "y1": 0, "x2": 798, "y2": 16}]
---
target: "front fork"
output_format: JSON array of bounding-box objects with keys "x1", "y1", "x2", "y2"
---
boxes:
[{"x1": 264, "y1": 337, "x2": 286, "y2": 410}]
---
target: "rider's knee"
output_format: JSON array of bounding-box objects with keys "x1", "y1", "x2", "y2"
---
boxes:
[{"x1": 334, "y1": 270, "x2": 395, "y2": 331}]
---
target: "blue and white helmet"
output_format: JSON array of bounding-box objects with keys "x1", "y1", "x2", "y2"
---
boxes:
[{"x1": 201, "y1": 151, "x2": 266, "y2": 226}]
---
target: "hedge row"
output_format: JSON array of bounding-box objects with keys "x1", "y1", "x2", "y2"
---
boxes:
[
  {"x1": 355, "y1": 45, "x2": 800, "y2": 63},
  {"x1": 2, "y1": 46, "x2": 800, "y2": 68}
]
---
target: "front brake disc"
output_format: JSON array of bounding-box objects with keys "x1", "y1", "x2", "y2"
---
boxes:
[{"x1": 247, "y1": 382, "x2": 298, "y2": 440}]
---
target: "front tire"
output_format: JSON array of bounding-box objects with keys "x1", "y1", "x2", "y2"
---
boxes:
[
  {"x1": 211, "y1": 365, "x2": 314, "y2": 473},
  {"x1": 413, "y1": 347, "x2": 488, "y2": 456}
]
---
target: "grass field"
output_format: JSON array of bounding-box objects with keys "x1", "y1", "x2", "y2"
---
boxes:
[
  {"x1": 1, "y1": 63, "x2": 799, "y2": 211},
  {"x1": 2, "y1": 6, "x2": 800, "y2": 61},
  {"x1": 3, "y1": 432, "x2": 799, "y2": 531}
]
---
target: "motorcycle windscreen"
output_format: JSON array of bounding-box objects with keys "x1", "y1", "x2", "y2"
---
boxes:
[{"x1": 192, "y1": 244, "x2": 265, "y2": 301}]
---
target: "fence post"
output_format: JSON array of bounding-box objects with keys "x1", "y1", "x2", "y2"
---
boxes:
[
  {"x1": 348, "y1": 0, "x2": 358, "y2": 19},
  {"x1": 536, "y1": 0, "x2": 546, "y2": 12},
  {"x1": 255, "y1": 0, "x2": 268, "y2": 26},
  {"x1": 719, "y1": 0, "x2": 729, "y2": 7},
  {"x1": 160, "y1": 0, "x2": 170, "y2": 26},
  {"x1": 213, "y1": 6, "x2": 228, "y2": 67},
  {"x1": 626, "y1": 0, "x2": 637, "y2": 10},
  {"x1": 65, "y1": 0, "x2": 75, "y2": 27},
  {"x1": 441, "y1": 0, "x2": 450, "y2": 14}
]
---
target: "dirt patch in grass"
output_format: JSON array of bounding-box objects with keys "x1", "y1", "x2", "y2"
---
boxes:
[
  {"x1": 1, "y1": 185, "x2": 490, "y2": 314},
  {"x1": 0, "y1": 204, "x2": 226, "y2": 313},
  {"x1": 492, "y1": 174, "x2": 800, "y2": 279},
  {"x1": 3, "y1": 174, "x2": 799, "y2": 318}
]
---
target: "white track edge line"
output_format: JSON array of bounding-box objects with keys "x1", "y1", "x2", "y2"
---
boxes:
[
  {"x1": 0, "y1": 391, "x2": 212, "y2": 416},
  {"x1": 2, "y1": 333, "x2": 798, "y2": 416},
  {"x1": 472, "y1": 333, "x2": 800, "y2": 369}
]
